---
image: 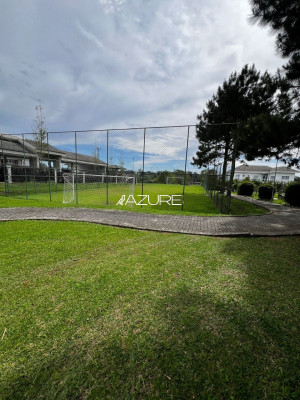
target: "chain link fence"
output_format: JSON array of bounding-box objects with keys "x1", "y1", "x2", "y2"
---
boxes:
[{"x1": 2, "y1": 124, "x2": 293, "y2": 213}]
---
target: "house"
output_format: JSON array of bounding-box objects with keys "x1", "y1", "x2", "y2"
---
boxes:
[
  {"x1": 0, "y1": 133, "x2": 120, "y2": 182},
  {"x1": 0, "y1": 134, "x2": 38, "y2": 167},
  {"x1": 234, "y1": 164, "x2": 298, "y2": 183}
]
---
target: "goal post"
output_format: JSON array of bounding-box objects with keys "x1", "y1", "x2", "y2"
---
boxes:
[
  {"x1": 62, "y1": 173, "x2": 75, "y2": 204},
  {"x1": 62, "y1": 173, "x2": 135, "y2": 204},
  {"x1": 166, "y1": 176, "x2": 185, "y2": 185}
]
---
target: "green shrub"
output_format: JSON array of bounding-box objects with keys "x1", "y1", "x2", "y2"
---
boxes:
[
  {"x1": 285, "y1": 182, "x2": 300, "y2": 207},
  {"x1": 238, "y1": 181, "x2": 254, "y2": 196},
  {"x1": 252, "y1": 179, "x2": 263, "y2": 187},
  {"x1": 232, "y1": 179, "x2": 238, "y2": 192},
  {"x1": 205, "y1": 174, "x2": 218, "y2": 190},
  {"x1": 258, "y1": 184, "x2": 274, "y2": 200}
]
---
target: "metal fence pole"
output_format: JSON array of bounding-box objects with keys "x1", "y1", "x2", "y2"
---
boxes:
[
  {"x1": 75, "y1": 131, "x2": 78, "y2": 205},
  {"x1": 22, "y1": 134, "x2": 28, "y2": 200},
  {"x1": 182, "y1": 126, "x2": 190, "y2": 211},
  {"x1": 33, "y1": 168, "x2": 37, "y2": 194},
  {"x1": 1, "y1": 136, "x2": 8, "y2": 196},
  {"x1": 213, "y1": 161, "x2": 217, "y2": 202},
  {"x1": 218, "y1": 162, "x2": 223, "y2": 213},
  {"x1": 106, "y1": 130, "x2": 109, "y2": 205},
  {"x1": 46, "y1": 132, "x2": 52, "y2": 202},
  {"x1": 272, "y1": 156, "x2": 279, "y2": 201},
  {"x1": 227, "y1": 125, "x2": 239, "y2": 213},
  {"x1": 141, "y1": 128, "x2": 146, "y2": 208}
]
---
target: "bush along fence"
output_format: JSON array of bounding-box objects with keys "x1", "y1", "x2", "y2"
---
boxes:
[{"x1": 202, "y1": 169, "x2": 232, "y2": 214}]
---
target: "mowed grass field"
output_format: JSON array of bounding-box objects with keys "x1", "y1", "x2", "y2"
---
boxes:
[
  {"x1": 0, "y1": 221, "x2": 299, "y2": 399},
  {"x1": 0, "y1": 182, "x2": 266, "y2": 216}
]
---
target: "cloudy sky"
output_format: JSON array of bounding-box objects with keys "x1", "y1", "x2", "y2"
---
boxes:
[
  {"x1": 1, "y1": 0, "x2": 291, "y2": 171},
  {"x1": 1, "y1": 0, "x2": 284, "y2": 132}
]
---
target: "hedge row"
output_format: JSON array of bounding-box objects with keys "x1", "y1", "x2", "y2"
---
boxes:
[
  {"x1": 237, "y1": 181, "x2": 254, "y2": 196},
  {"x1": 285, "y1": 182, "x2": 300, "y2": 207},
  {"x1": 237, "y1": 181, "x2": 300, "y2": 207},
  {"x1": 258, "y1": 185, "x2": 274, "y2": 201}
]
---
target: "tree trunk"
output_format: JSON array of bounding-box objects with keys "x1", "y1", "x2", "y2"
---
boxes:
[
  {"x1": 220, "y1": 141, "x2": 229, "y2": 194},
  {"x1": 227, "y1": 129, "x2": 239, "y2": 197}
]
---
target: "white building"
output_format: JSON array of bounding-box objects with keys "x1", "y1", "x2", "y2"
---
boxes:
[{"x1": 234, "y1": 165, "x2": 298, "y2": 183}]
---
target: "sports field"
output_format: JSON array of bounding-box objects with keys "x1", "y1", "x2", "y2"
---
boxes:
[{"x1": 0, "y1": 182, "x2": 266, "y2": 216}]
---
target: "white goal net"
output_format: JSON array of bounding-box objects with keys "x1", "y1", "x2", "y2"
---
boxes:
[
  {"x1": 63, "y1": 173, "x2": 135, "y2": 204},
  {"x1": 166, "y1": 176, "x2": 185, "y2": 185}
]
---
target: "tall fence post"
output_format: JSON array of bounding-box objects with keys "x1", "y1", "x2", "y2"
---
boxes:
[
  {"x1": 1, "y1": 136, "x2": 8, "y2": 196},
  {"x1": 219, "y1": 162, "x2": 224, "y2": 213},
  {"x1": 227, "y1": 125, "x2": 239, "y2": 213},
  {"x1": 106, "y1": 130, "x2": 109, "y2": 205},
  {"x1": 75, "y1": 131, "x2": 78, "y2": 205},
  {"x1": 182, "y1": 126, "x2": 190, "y2": 211},
  {"x1": 22, "y1": 134, "x2": 28, "y2": 200},
  {"x1": 272, "y1": 157, "x2": 279, "y2": 201},
  {"x1": 141, "y1": 128, "x2": 146, "y2": 208},
  {"x1": 33, "y1": 168, "x2": 37, "y2": 194},
  {"x1": 46, "y1": 132, "x2": 52, "y2": 202}
]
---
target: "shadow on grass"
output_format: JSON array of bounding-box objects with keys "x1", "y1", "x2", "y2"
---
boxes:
[
  {"x1": 3, "y1": 292, "x2": 299, "y2": 398},
  {"x1": 2, "y1": 238, "x2": 299, "y2": 400}
]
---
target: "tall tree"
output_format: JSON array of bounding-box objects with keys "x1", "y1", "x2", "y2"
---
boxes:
[
  {"x1": 239, "y1": 72, "x2": 300, "y2": 166},
  {"x1": 91, "y1": 143, "x2": 101, "y2": 173},
  {"x1": 193, "y1": 65, "x2": 278, "y2": 181},
  {"x1": 193, "y1": 65, "x2": 299, "y2": 185},
  {"x1": 250, "y1": 0, "x2": 300, "y2": 84}
]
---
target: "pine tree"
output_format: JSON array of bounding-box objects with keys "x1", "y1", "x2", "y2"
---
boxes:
[
  {"x1": 193, "y1": 65, "x2": 278, "y2": 180},
  {"x1": 193, "y1": 65, "x2": 299, "y2": 184},
  {"x1": 250, "y1": 0, "x2": 300, "y2": 84}
]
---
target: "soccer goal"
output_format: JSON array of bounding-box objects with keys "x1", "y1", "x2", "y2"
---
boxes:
[
  {"x1": 62, "y1": 173, "x2": 135, "y2": 204},
  {"x1": 166, "y1": 176, "x2": 185, "y2": 185}
]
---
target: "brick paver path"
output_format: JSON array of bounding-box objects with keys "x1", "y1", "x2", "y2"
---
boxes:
[{"x1": 0, "y1": 196, "x2": 299, "y2": 236}]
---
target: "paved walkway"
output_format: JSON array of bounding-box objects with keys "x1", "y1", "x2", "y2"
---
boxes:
[{"x1": 0, "y1": 196, "x2": 299, "y2": 236}]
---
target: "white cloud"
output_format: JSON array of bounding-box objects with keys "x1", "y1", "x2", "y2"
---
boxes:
[
  {"x1": 99, "y1": 0, "x2": 127, "y2": 14},
  {"x1": 0, "y1": 0, "x2": 290, "y2": 170}
]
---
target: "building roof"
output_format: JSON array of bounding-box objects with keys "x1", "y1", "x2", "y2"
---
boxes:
[
  {"x1": 25, "y1": 139, "x2": 65, "y2": 154},
  {"x1": 235, "y1": 164, "x2": 298, "y2": 173},
  {"x1": 275, "y1": 166, "x2": 298, "y2": 173},
  {"x1": 0, "y1": 134, "x2": 107, "y2": 166},
  {"x1": 0, "y1": 134, "x2": 37, "y2": 155},
  {"x1": 235, "y1": 165, "x2": 271, "y2": 172},
  {"x1": 62, "y1": 151, "x2": 106, "y2": 165}
]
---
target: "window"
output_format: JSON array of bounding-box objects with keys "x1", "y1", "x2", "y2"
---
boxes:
[
  {"x1": 270, "y1": 176, "x2": 275, "y2": 179},
  {"x1": 281, "y1": 176, "x2": 289, "y2": 180},
  {"x1": 254, "y1": 175, "x2": 259, "y2": 179}
]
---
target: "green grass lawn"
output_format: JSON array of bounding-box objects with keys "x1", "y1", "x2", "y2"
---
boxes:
[
  {"x1": 0, "y1": 221, "x2": 299, "y2": 399},
  {"x1": 0, "y1": 183, "x2": 267, "y2": 216}
]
